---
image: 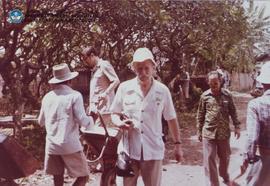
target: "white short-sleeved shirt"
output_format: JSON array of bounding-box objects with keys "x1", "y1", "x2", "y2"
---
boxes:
[
  {"x1": 38, "y1": 85, "x2": 94, "y2": 155},
  {"x1": 110, "y1": 77, "x2": 177, "y2": 160},
  {"x1": 89, "y1": 59, "x2": 119, "y2": 113}
]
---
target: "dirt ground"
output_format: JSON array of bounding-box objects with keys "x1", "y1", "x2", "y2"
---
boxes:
[{"x1": 10, "y1": 92, "x2": 252, "y2": 186}]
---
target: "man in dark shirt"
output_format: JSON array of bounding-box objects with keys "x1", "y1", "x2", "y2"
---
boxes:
[{"x1": 197, "y1": 71, "x2": 241, "y2": 186}]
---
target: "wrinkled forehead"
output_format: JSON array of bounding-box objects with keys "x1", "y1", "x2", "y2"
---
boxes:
[
  {"x1": 133, "y1": 60, "x2": 155, "y2": 69},
  {"x1": 208, "y1": 74, "x2": 220, "y2": 82}
]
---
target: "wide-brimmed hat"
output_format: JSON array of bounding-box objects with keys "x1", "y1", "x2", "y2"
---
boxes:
[
  {"x1": 131, "y1": 47, "x2": 156, "y2": 66},
  {"x1": 257, "y1": 62, "x2": 270, "y2": 84},
  {"x1": 48, "y1": 63, "x2": 78, "y2": 84}
]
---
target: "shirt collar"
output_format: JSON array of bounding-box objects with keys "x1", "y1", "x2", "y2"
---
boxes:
[
  {"x1": 263, "y1": 89, "x2": 270, "y2": 96},
  {"x1": 205, "y1": 88, "x2": 229, "y2": 96},
  {"x1": 97, "y1": 58, "x2": 102, "y2": 68},
  {"x1": 128, "y1": 77, "x2": 156, "y2": 98},
  {"x1": 91, "y1": 58, "x2": 101, "y2": 72},
  {"x1": 54, "y1": 84, "x2": 72, "y2": 90}
]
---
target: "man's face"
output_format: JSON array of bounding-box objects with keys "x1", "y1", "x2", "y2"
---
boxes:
[
  {"x1": 82, "y1": 54, "x2": 96, "y2": 69},
  {"x1": 133, "y1": 60, "x2": 154, "y2": 82},
  {"x1": 208, "y1": 74, "x2": 221, "y2": 95}
]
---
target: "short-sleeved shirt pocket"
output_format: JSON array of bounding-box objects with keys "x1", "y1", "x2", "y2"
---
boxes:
[
  {"x1": 145, "y1": 93, "x2": 163, "y2": 116},
  {"x1": 221, "y1": 99, "x2": 229, "y2": 113},
  {"x1": 123, "y1": 91, "x2": 140, "y2": 113},
  {"x1": 206, "y1": 99, "x2": 218, "y2": 111}
]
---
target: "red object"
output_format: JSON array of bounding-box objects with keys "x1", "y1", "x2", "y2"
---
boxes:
[{"x1": 0, "y1": 134, "x2": 40, "y2": 179}]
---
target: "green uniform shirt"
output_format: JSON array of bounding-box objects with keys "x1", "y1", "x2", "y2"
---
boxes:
[{"x1": 196, "y1": 89, "x2": 240, "y2": 140}]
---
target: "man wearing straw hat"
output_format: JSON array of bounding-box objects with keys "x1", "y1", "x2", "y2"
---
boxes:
[
  {"x1": 38, "y1": 63, "x2": 94, "y2": 186},
  {"x1": 242, "y1": 61, "x2": 270, "y2": 186},
  {"x1": 110, "y1": 47, "x2": 183, "y2": 186}
]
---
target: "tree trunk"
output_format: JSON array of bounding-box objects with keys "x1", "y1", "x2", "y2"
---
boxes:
[{"x1": 13, "y1": 102, "x2": 25, "y2": 140}]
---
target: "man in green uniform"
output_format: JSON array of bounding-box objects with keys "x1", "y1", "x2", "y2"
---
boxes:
[{"x1": 197, "y1": 71, "x2": 241, "y2": 186}]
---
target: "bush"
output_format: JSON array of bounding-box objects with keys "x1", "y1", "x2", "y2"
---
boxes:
[
  {"x1": 19, "y1": 125, "x2": 46, "y2": 162},
  {"x1": 0, "y1": 97, "x2": 13, "y2": 115}
]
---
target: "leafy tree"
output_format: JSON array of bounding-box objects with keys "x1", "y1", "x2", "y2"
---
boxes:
[
  {"x1": 0, "y1": 0, "x2": 263, "y2": 138},
  {"x1": 245, "y1": 0, "x2": 270, "y2": 62}
]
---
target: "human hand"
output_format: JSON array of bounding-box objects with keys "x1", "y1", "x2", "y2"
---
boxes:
[
  {"x1": 174, "y1": 144, "x2": 183, "y2": 162},
  {"x1": 198, "y1": 135, "x2": 202, "y2": 142},
  {"x1": 86, "y1": 106, "x2": 91, "y2": 116},
  {"x1": 99, "y1": 92, "x2": 107, "y2": 100},
  {"x1": 118, "y1": 119, "x2": 134, "y2": 130},
  {"x1": 239, "y1": 159, "x2": 249, "y2": 175},
  {"x1": 234, "y1": 128, "x2": 241, "y2": 139},
  {"x1": 80, "y1": 125, "x2": 93, "y2": 132},
  {"x1": 88, "y1": 111, "x2": 98, "y2": 122},
  {"x1": 97, "y1": 93, "x2": 108, "y2": 110}
]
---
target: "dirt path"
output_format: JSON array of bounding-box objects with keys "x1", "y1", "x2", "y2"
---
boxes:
[
  {"x1": 15, "y1": 132, "x2": 248, "y2": 186},
  {"x1": 13, "y1": 92, "x2": 252, "y2": 186}
]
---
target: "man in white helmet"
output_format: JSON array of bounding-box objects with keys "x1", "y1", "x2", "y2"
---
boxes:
[{"x1": 110, "y1": 47, "x2": 183, "y2": 186}]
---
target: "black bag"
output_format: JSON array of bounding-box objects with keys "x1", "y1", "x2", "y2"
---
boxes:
[{"x1": 116, "y1": 151, "x2": 135, "y2": 177}]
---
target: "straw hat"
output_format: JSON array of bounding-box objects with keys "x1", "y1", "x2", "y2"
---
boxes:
[{"x1": 48, "y1": 63, "x2": 78, "y2": 84}]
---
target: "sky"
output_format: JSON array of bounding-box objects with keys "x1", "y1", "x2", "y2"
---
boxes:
[
  {"x1": 255, "y1": 0, "x2": 270, "y2": 16},
  {"x1": 244, "y1": 0, "x2": 270, "y2": 17}
]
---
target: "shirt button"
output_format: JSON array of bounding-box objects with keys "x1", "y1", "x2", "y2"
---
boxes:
[
  {"x1": 140, "y1": 121, "x2": 143, "y2": 123},
  {"x1": 141, "y1": 110, "x2": 144, "y2": 112},
  {"x1": 141, "y1": 131, "x2": 144, "y2": 134}
]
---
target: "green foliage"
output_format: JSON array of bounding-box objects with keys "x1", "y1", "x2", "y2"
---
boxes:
[
  {"x1": 19, "y1": 125, "x2": 46, "y2": 162},
  {"x1": 177, "y1": 111, "x2": 197, "y2": 128},
  {"x1": 0, "y1": 0, "x2": 267, "y2": 114},
  {"x1": 188, "y1": 84, "x2": 203, "y2": 110},
  {"x1": 245, "y1": 0, "x2": 270, "y2": 61},
  {"x1": 0, "y1": 98, "x2": 13, "y2": 115}
]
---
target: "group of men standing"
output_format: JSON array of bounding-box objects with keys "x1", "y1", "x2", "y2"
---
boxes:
[
  {"x1": 38, "y1": 45, "x2": 270, "y2": 186},
  {"x1": 38, "y1": 47, "x2": 182, "y2": 186}
]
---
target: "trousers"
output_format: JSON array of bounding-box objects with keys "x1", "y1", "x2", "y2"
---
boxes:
[
  {"x1": 203, "y1": 138, "x2": 231, "y2": 186},
  {"x1": 123, "y1": 159, "x2": 162, "y2": 186}
]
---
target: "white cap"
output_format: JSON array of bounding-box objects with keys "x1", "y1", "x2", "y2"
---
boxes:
[
  {"x1": 131, "y1": 47, "x2": 156, "y2": 66},
  {"x1": 257, "y1": 62, "x2": 270, "y2": 84}
]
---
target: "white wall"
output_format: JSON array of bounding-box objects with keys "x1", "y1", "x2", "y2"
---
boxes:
[{"x1": 230, "y1": 72, "x2": 253, "y2": 91}]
